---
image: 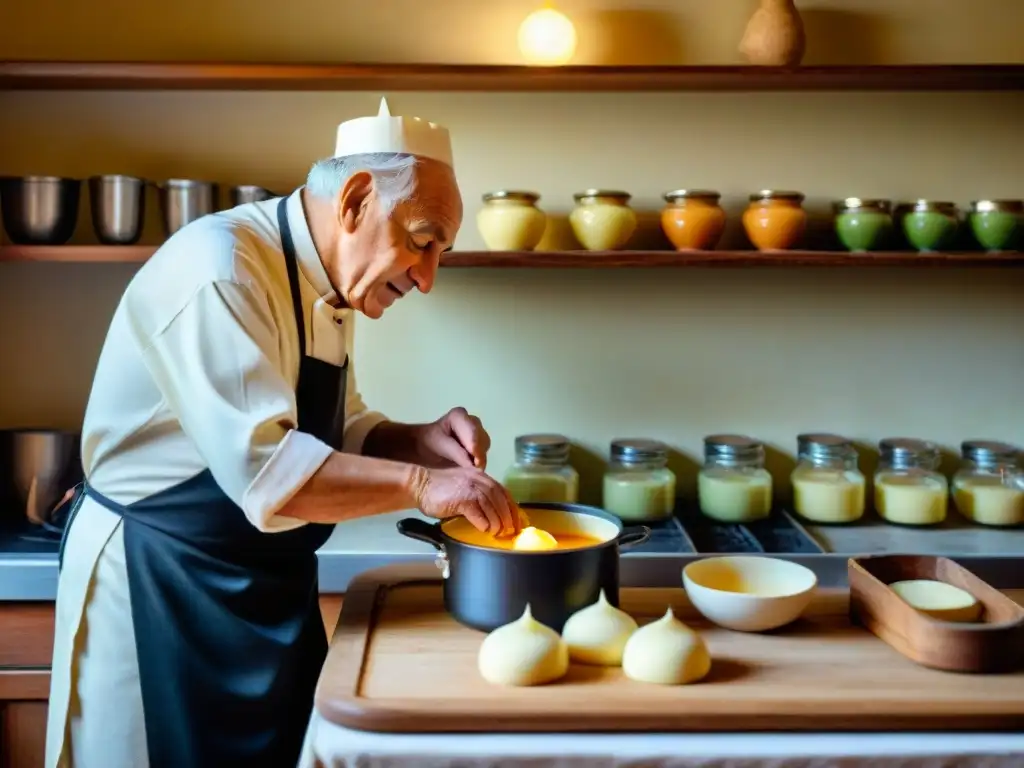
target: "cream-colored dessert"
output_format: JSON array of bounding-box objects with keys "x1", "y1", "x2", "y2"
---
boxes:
[
  {"x1": 561, "y1": 589, "x2": 638, "y2": 666},
  {"x1": 511, "y1": 526, "x2": 558, "y2": 552},
  {"x1": 621, "y1": 608, "x2": 711, "y2": 685},
  {"x1": 478, "y1": 604, "x2": 569, "y2": 686},
  {"x1": 889, "y1": 579, "x2": 982, "y2": 623}
]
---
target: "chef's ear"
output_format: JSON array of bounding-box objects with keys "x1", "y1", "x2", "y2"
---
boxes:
[{"x1": 339, "y1": 170, "x2": 375, "y2": 232}]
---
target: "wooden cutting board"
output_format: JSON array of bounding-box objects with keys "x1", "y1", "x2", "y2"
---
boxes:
[{"x1": 316, "y1": 563, "x2": 1024, "y2": 734}]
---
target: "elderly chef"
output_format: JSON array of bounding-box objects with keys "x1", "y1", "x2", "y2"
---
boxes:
[{"x1": 46, "y1": 98, "x2": 519, "y2": 768}]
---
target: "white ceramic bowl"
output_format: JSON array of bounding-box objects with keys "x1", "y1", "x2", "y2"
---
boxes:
[{"x1": 682, "y1": 556, "x2": 817, "y2": 632}]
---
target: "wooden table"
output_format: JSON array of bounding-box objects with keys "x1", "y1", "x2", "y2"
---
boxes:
[{"x1": 300, "y1": 563, "x2": 1024, "y2": 768}]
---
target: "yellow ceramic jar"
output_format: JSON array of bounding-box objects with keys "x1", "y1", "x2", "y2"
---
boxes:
[
  {"x1": 476, "y1": 190, "x2": 547, "y2": 251},
  {"x1": 660, "y1": 189, "x2": 727, "y2": 251},
  {"x1": 569, "y1": 189, "x2": 637, "y2": 251},
  {"x1": 742, "y1": 190, "x2": 807, "y2": 251}
]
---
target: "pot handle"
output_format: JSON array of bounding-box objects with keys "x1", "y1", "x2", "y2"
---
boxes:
[
  {"x1": 616, "y1": 525, "x2": 651, "y2": 550},
  {"x1": 396, "y1": 518, "x2": 444, "y2": 551}
]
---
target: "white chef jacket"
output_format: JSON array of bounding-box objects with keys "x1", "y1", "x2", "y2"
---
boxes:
[{"x1": 46, "y1": 188, "x2": 387, "y2": 768}]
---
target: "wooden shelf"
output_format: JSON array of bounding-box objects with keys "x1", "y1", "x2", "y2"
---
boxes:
[
  {"x1": 0, "y1": 245, "x2": 154, "y2": 263},
  {"x1": 1, "y1": 62, "x2": 1022, "y2": 92},
  {"x1": 2, "y1": 245, "x2": 1022, "y2": 268}
]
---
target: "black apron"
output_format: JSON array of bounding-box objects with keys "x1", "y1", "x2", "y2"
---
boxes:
[{"x1": 61, "y1": 196, "x2": 344, "y2": 768}]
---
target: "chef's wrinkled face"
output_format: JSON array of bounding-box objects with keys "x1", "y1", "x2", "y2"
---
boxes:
[{"x1": 335, "y1": 158, "x2": 462, "y2": 318}]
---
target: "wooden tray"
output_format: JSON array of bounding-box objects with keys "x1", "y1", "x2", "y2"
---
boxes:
[
  {"x1": 316, "y1": 564, "x2": 1024, "y2": 734},
  {"x1": 849, "y1": 554, "x2": 1024, "y2": 674}
]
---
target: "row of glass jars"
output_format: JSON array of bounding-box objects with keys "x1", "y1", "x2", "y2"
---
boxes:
[
  {"x1": 502, "y1": 433, "x2": 1024, "y2": 528},
  {"x1": 476, "y1": 190, "x2": 1024, "y2": 254}
]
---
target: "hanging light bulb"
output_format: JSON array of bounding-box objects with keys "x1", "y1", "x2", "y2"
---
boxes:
[{"x1": 517, "y1": 2, "x2": 577, "y2": 66}]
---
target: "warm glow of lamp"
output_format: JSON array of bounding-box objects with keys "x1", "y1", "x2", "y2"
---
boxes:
[{"x1": 517, "y1": 3, "x2": 577, "y2": 66}]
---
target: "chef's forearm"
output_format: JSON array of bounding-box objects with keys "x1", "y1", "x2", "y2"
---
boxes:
[
  {"x1": 278, "y1": 451, "x2": 428, "y2": 524},
  {"x1": 361, "y1": 420, "x2": 427, "y2": 464}
]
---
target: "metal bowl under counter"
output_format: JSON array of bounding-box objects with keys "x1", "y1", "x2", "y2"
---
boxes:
[
  {"x1": 89, "y1": 175, "x2": 146, "y2": 245},
  {"x1": 0, "y1": 176, "x2": 81, "y2": 245}
]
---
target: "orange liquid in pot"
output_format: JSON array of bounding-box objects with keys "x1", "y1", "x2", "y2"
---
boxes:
[
  {"x1": 441, "y1": 508, "x2": 614, "y2": 552},
  {"x1": 482, "y1": 532, "x2": 604, "y2": 551}
]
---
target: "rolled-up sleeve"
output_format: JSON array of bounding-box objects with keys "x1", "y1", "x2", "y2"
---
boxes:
[{"x1": 127, "y1": 279, "x2": 331, "y2": 532}]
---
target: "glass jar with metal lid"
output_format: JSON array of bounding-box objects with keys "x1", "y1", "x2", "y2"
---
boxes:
[
  {"x1": 697, "y1": 434, "x2": 773, "y2": 523},
  {"x1": 602, "y1": 439, "x2": 676, "y2": 522},
  {"x1": 742, "y1": 190, "x2": 806, "y2": 251},
  {"x1": 967, "y1": 199, "x2": 1023, "y2": 253},
  {"x1": 901, "y1": 200, "x2": 959, "y2": 252},
  {"x1": 952, "y1": 440, "x2": 1024, "y2": 527},
  {"x1": 833, "y1": 198, "x2": 894, "y2": 253},
  {"x1": 790, "y1": 433, "x2": 865, "y2": 524},
  {"x1": 476, "y1": 190, "x2": 547, "y2": 252},
  {"x1": 569, "y1": 189, "x2": 637, "y2": 251},
  {"x1": 660, "y1": 189, "x2": 726, "y2": 251},
  {"x1": 502, "y1": 434, "x2": 579, "y2": 504},
  {"x1": 874, "y1": 438, "x2": 947, "y2": 526}
]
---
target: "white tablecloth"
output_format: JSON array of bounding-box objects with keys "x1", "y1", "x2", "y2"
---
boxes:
[{"x1": 299, "y1": 712, "x2": 1024, "y2": 768}]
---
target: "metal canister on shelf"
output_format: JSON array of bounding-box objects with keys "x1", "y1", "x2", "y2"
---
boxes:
[
  {"x1": 0, "y1": 176, "x2": 81, "y2": 245},
  {"x1": 89, "y1": 174, "x2": 146, "y2": 245},
  {"x1": 159, "y1": 179, "x2": 219, "y2": 236}
]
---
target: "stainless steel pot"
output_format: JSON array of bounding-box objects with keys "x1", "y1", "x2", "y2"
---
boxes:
[
  {"x1": 397, "y1": 503, "x2": 650, "y2": 632},
  {"x1": 89, "y1": 174, "x2": 146, "y2": 245},
  {"x1": 0, "y1": 430, "x2": 82, "y2": 528},
  {"x1": 158, "y1": 179, "x2": 219, "y2": 236},
  {"x1": 0, "y1": 176, "x2": 81, "y2": 245},
  {"x1": 230, "y1": 185, "x2": 277, "y2": 206}
]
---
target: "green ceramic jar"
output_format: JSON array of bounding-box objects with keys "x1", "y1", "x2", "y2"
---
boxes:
[
  {"x1": 968, "y1": 200, "x2": 1023, "y2": 252},
  {"x1": 901, "y1": 200, "x2": 959, "y2": 252},
  {"x1": 833, "y1": 198, "x2": 893, "y2": 252}
]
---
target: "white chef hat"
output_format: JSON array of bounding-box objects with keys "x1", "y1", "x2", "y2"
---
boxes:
[{"x1": 333, "y1": 97, "x2": 454, "y2": 169}]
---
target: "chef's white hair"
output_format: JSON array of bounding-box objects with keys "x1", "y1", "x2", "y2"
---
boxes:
[{"x1": 305, "y1": 153, "x2": 418, "y2": 215}]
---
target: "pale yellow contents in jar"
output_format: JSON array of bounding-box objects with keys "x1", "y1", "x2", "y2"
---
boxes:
[
  {"x1": 504, "y1": 468, "x2": 578, "y2": 504},
  {"x1": 512, "y1": 526, "x2": 559, "y2": 551},
  {"x1": 874, "y1": 474, "x2": 948, "y2": 526},
  {"x1": 954, "y1": 476, "x2": 1024, "y2": 527},
  {"x1": 476, "y1": 200, "x2": 547, "y2": 251},
  {"x1": 792, "y1": 470, "x2": 866, "y2": 523},
  {"x1": 603, "y1": 471, "x2": 676, "y2": 522},
  {"x1": 569, "y1": 201, "x2": 638, "y2": 251},
  {"x1": 698, "y1": 471, "x2": 772, "y2": 523}
]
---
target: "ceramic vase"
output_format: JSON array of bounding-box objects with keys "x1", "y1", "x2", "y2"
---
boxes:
[{"x1": 739, "y1": 0, "x2": 806, "y2": 67}]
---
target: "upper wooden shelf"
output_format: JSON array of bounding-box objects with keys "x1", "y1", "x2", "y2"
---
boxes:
[
  {"x1": 1, "y1": 62, "x2": 1022, "y2": 92},
  {"x1": 2, "y1": 245, "x2": 1021, "y2": 268}
]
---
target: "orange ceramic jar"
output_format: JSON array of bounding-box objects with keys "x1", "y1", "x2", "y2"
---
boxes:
[
  {"x1": 742, "y1": 190, "x2": 807, "y2": 251},
  {"x1": 660, "y1": 190, "x2": 726, "y2": 251}
]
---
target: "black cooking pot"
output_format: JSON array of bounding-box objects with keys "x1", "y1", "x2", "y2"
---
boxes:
[{"x1": 396, "y1": 502, "x2": 651, "y2": 633}]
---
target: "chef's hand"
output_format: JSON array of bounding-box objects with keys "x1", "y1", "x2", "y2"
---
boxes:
[
  {"x1": 415, "y1": 407, "x2": 491, "y2": 470},
  {"x1": 414, "y1": 466, "x2": 521, "y2": 536}
]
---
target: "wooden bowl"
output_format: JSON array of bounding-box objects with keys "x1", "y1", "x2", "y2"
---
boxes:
[{"x1": 848, "y1": 554, "x2": 1024, "y2": 674}]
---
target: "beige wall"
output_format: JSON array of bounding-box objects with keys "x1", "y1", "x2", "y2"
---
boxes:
[{"x1": 1, "y1": 1, "x2": 1022, "y2": 503}]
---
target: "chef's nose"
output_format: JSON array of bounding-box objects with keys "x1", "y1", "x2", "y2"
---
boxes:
[{"x1": 410, "y1": 253, "x2": 439, "y2": 294}]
